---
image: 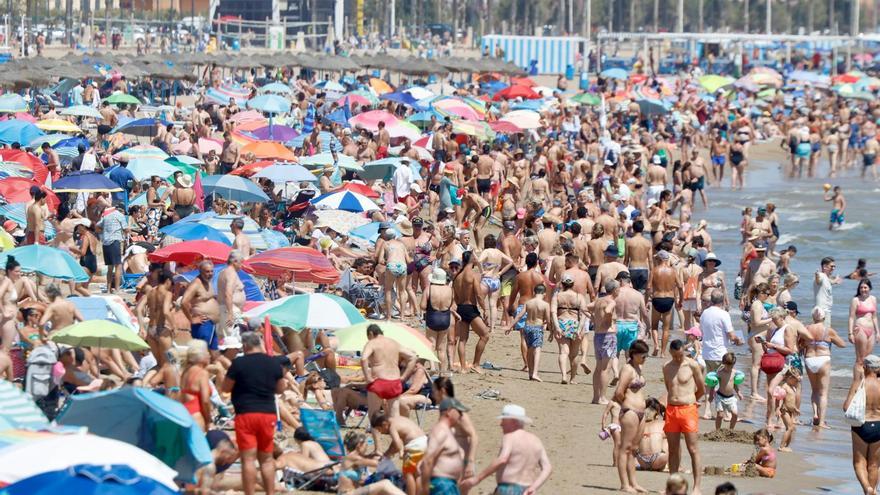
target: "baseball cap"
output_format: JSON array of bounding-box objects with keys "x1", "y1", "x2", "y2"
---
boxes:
[
  {"x1": 503, "y1": 220, "x2": 516, "y2": 231},
  {"x1": 784, "y1": 301, "x2": 799, "y2": 314},
  {"x1": 439, "y1": 397, "x2": 469, "y2": 413}
]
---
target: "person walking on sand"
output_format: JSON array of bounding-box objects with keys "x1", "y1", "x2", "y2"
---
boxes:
[
  {"x1": 378, "y1": 229, "x2": 412, "y2": 322},
  {"x1": 362, "y1": 323, "x2": 418, "y2": 418},
  {"x1": 507, "y1": 252, "x2": 545, "y2": 373},
  {"x1": 592, "y1": 279, "x2": 620, "y2": 404},
  {"x1": 420, "y1": 398, "x2": 469, "y2": 495},
  {"x1": 649, "y1": 250, "x2": 682, "y2": 357},
  {"x1": 663, "y1": 339, "x2": 705, "y2": 495},
  {"x1": 460, "y1": 404, "x2": 552, "y2": 495},
  {"x1": 804, "y1": 307, "x2": 846, "y2": 429},
  {"x1": 846, "y1": 354, "x2": 880, "y2": 495},
  {"x1": 551, "y1": 273, "x2": 590, "y2": 384},
  {"x1": 614, "y1": 272, "x2": 649, "y2": 357},
  {"x1": 505, "y1": 284, "x2": 552, "y2": 382},
  {"x1": 453, "y1": 251, "x2": 491, "y2": 374}
]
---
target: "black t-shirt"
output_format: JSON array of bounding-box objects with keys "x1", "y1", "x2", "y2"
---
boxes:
[{"x1": 227, "y1": 353, "x2": 283, "y2": 414}]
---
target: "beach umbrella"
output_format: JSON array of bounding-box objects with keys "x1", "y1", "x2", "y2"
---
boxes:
[
  {"x1": 0, "y1": 94, "x2": 28, "y2": 114},
  {"x1": 298, "y1": 152, "x2": 362, "y2": 171},
  {"x1": 200, "y1": 174, "x2": 270, "y2": 203},
  {"x1": 0, "y1": 433, "x2": 178, "y2": 489},
  {"x1": 113, "y1": 145, "x2": 168, "y2": 162},
  {"x1": 570, "y1": 92, "x2": 602, "y2": 106},
  {"x1": 432, "y1": 97, "x2": 483, "y2": 121},
  {"x1": 600, "y1": 68, "x2": 629, "y2": 80},
  {"x1": 241, "y1": 141, "x2": 297, "y2": 161},
  {"x1": 500, "y1": 109, "x2": 542, "y2": 130},
  {"x1": 360, "y1": 157, "x2": 409, "y2": 181},
  {"x1": 27, "y1": 133, "x2": 69, "y2": 148},
  {"x1": 335, "y1": 321, "x2": 438, "y2": 361},
  {"x1": 311, "y1": 190, "x2": 380, "y2": 212},
  {"x1": 50, "y1": 320, "x2": 149, "y2": 351},
  {"x1": 59, "y1": 105, "x2": 103, "y2": 120},
  {"x1": 380, "y1": 91, "x2": 418, "y2": 107},
  {"x1": 35, "y1": 119, "x2": 82, "y2": 134},
  {"x1": 148, "y1": 240, "x2": 232, "y2": 266},
  {"x1": 229, "y1": 159, "x2": 275, "y2": 177},
  {"x1": 52, "y1": 172, "x2": 122, "y2": 193},
  {"x1": 103, "y1": 93, "x2": 141, "y2": 106},
  {"x1": 160, "y1": 222, "x2": 232, "y2": 245},
  {"x1": 0, "y1": 121, "x2": 45, "y2": 146},
  {"x1": 229, "y1": 110, "x2": 267, "y2": 126},
  {"x1": 403, "y1": 86, "x2": 434, "y2": 100},
  {"x1": 349, "y1": 221, "x2": 400, "y2": 244},
  {"x1": 252, "y1": 163, "x2": 316, "y2": 183},
  {"x1": 178, "y1": 213, "x2": 268, "y2": 250},
  {"x1": 488, "y1": 120, "x2": 522, "y2": 134},
  {"x1": 334, "y1": 182, "x2": 380, "y2": 198},
  {"x1": 246, "y1": 94, "x2": 291, "y2": 114},
  {"x1": 0, "y1": 150, "x2": 49, "y2": 184},
  {"x1": 259, "y1": 82, "x2": 293, "y2": 95},
  {"x1": 314, "y1": 209, "x2": 371, "y2": 234},
  {"x1": 0, "y1": 178, "x2": 59, "y2": 211},
  {"x1": 452, "y1": 120, "x2": 496, "y2": 140},
  {"x1": 110, "y1": 117, "x2": 165, "y2": 137},
  {"x1": 406, "y1": 109, "x2": 445, "y2": 126},
  {"x1": 248, "y1": 293, "x2": 365, "y2": 330},
  {"x1": 349, "y1": 110, "x2": 400, "y2": 131},
  {"x1": 125, "y1": 158, "x2": 180, "y2": 181},
  {"x1": 56, "y1": 387, "x2": 211, "y2": 482},
  {"x1": 243, "y1": 247, "x2": 340, "y2": 283},
  {"x1": 317, "y1": 80, "x2": 346, "y2": 93},
  {"x1": 492, "y1": 85, "x2": 541, "y2": 101},
  {"x1": 0, "y1": 379, "x2": 48, "y2": 430},
  {"x1": 247, "y1": 124, "x2": 299, "y2": 142},
  {"x1": 4, "y1": 464, "x2": 179, "y2": 495},
  {"x1": 197, "y1": 137, "x2": 222, "y2": 155},
  {"x1": 68, "y1": 296, "x2": 138, "y2": 332},
  {"x1": 339, "y1": 93, "x2": 374, "y2": 107},
  {"x1": 0, "y1": 161, "x2": 40, "y2": 182},
  {"x1": 698, "y1": 75, "x2": 734, "y2": 93},
  {"x1": 636, "y1": 98, "x2": 670, "y2": 116},
  {"x1": 175, "y1": 263, "x2": 264, "y2": 302},
  {"x1": 369, "y1": 78, "x2": 393, "y2": 95},
  {"x1": 0, "y1": 245, "x2": 89, "y2": 281}
]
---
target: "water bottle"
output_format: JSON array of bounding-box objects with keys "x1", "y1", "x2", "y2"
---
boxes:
[{"x1": 734, "y1": 276, "x2": 743, "y2": 300}]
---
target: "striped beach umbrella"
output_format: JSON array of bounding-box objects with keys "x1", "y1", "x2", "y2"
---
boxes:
[
  {"x1": 0, "y1": 379, "x2": 48, "y2": 430},
  {"x1": 311, "y1": 190, "x2": 380, "y2": 212},
  {"x1": 246, "y1": 293, "x2": 365, "y2": 330}
]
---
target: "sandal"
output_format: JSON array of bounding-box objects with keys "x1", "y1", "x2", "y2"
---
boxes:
[{"x1": 477, "y1": 389, "x2": 501, "y2": 400}]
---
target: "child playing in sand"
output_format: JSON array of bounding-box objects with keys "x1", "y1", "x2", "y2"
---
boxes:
[
  {"x1": 599, "y1": 400, "x2": 622, "y2": 467},
  {"x1": 714, "y1": 352, "x2": 743, "y2": 431},
  {"x1": 505, "y1": 284, "x2": 551, "y2": 382},
  {"x1": 745, "y1": 428, "x2": 777, "y2": 478},
  {"x1": 777, "y1": 368, "x2": 800, "y2": 452}
]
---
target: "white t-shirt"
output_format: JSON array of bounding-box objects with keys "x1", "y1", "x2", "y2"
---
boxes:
[
  {"x1": 814, "y1": 271, "x2": 833, "y2": 309},
  {"x1": 700, "y1": 305, "x2": 735, "y2": 362},
  {"x1": 392, "y1": 164, "x2": 413, "y2": 199}
]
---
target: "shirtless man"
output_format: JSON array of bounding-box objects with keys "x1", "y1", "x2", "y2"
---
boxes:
[
  {"x1": 507, "y1": 253, "x2": 544, "y2": 371},
  {"x1": 594, "y1": 203, "x2": 619, "y2": 242},
  {"x1": 688, "y1": 149, "x2": 709, "y2": 208},
  {"x1": 452, "y1": 251, "x2": 491, "y2": 373},
  {"x1": 377, "y1": 230, "x2": 411, "y2": 322},
  {"x1": 99, "y1": 101, "x2": 119, "y2": 128},
  {"x1": 230, "y1": 218, "x2": 253, "y2": 257},
  {"x1": 219, "y1": 131, "x2": 240, "y2": 173},
  {"x1": 40, "y1": 143, "x2": 60, "y2": 180},
  {"x1": 421, "y1": 398, "x2": 468, "y2": 495},
  {"x1": 474, "y1": 151, "x2": 494, "y2": 201},
  {"x1": 592, "y1": 279, "x2": 620, "y2": 404},
  {"x1": 40, "y1": 284, "x2": 84, "y2": 333},
  {"x1": 217, "y1": 250, "x2": 246, "y2": 339},
  {"x1": 663, "y1": 339, "x2": 705, "y2": 495},
  {"x1": 372, "y1": 414, "x2": 427, "y2": 495},
  {"x1": 624, "y1": 220, "x2": 652, "y2": 293},
  {"x1": 182, "y1": 261, "x2": 221, "y2": 355},
  {"x1": 376, "y1": 121, "x2": 391, "y2": 159},
  {"x1": 594, "y1": 245, "x2": 629, "y2": 298},
  {"x1": 25, "y1": 189, "x2": 47, "y2": 246},
  {"x1": 648, "y1": 251, "x2": 682, "y2": 357},
  {"x1": 505, "y1": 284, "x2": 551, "y2": 382},
  {"x1": 709, "y1": 131, "x2": 729, "y2": 185},
  {"x1": 498, "y1": 221, "x2": 523, "y2": 327},
  {"x1": 535, "y1": 217, "x2": 559, "y2": 261},
  {"x1": 362, "y1": 323, "x2": 417, "y2": 420},
  {"x1": 461, "y1": 404, "x2": 552, "y2": 495},
  {"x1": 645, "y1": 155, "x2": 667, "y2": 205},
  {"x1": 615, "y1": 272, "x2": 650, "y2": 357},
  {"x1": 586, "y1": 224, "x2": 607, "y2": 283},
  {"x1": 824, "y1": 185, "x2": 846, "y2": 231}
]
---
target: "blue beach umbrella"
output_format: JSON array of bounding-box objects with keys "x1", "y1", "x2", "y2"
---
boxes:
[
  {"x1": 176, "y1": 263, "x2": 264, "y2": 302},
  {"x1": 0, "y1": 245, "x2": 89, "y2": 282},
  {"x1": 0, "y1": 94, "x2": 28, "y2": 113},
  {"x1": 380, "y1": 91, "x2": 418, "y2": 106},
  {"x1": 311, "y1": 190, "x2": 380, "y2": 212},
  {"x1": 126, "y1": 158, "x2": 180, "y2": 181},
  {"x1": 246, "y1": 94, "x2": 291, "y2": 114},
  {"x1": 2, "y1": 464, "x2": 179, "y2": 495},
  {"x1": 287, "y1": 131, "x2": 342, "y2": 153},
  {"x1": 160, "y1": 222, "x2": 232, "y2": 244},
  {"x1": 349, "y1": 221, "x2": 400, "y2": 244},
  {"x1": 53, "y1": 172, "x2": 122, "y2": 193},
  {"x1": 200, "y1": 174, "x2": 270, "y2": 203},
  {"x1": 56, "y1": 387, "x2": 212, "y2": 483},
  {"x1": 600, "y1": 68, "x2": 629, "y2": 80},
  {"x1": 0, "y1": 120, "x2": 45, "y2": 146},
  {"x1": 252, "y1": 163, "x2": 316, "y2": 183},
  {"x1": 110, "y1": 117, "x2": 168, "y2": 137},
  {"x1": 259, "y1": 82, "x2": 293, "y2": 95}
]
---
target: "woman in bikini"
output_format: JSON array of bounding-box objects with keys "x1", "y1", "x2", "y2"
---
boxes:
[
  {"x1": 803, "y1": 307, "x2": 846, "y2": 429},
  {"x1": 697, "y1": 253, "x2": 727, "y2": 315},
  {"x1": 746, "y1": 283, "x2": 775, "y2": 402},
  {"x1": 612, "y1": 339, "x2": 649, "y2": 494},
  {"x1": 849, "y1": 279, "x2": 879, "y2": 380},
  {"x1": 551, "y1": 274, "x2": 589, "y2": 384},
  {"x1": 635, "y1": 398, "x2": 668, "y2": 472},
  {"x1": 179, "y1": 340, "x2": 213, "y2": 432},
  {"x1": 846, "y1": 354, "x2": 880, "y2": 495},
  {"x1": 74, "y1": 222, "x2": 99, "y2": 297},
  {"x1": 478, "y1": 234, "x2": 514, "y2": 331},
  {"x1": 0, "y1": 257, "x2": 21, "y2": 352}
]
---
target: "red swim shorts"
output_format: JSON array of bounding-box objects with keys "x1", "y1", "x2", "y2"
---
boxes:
[
  {"x1": 234, "y1": 412, "x2": 276, "y2": 453},
  {"x1": 24, "y1": 231, "x2": 45, "y2": 246},
  {"x1": 377, "y1": 146, "x2": 388, "y2": 159},
  {"x1": 664, "y1": 403, "x2": 699, "y2": 433},
  {"x1": 367, "y1": 378, "x2": 403, "y2": 400}
]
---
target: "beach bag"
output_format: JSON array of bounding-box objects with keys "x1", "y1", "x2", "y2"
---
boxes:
[
  {"x1": 845, "y1": 380, "x2": 867, "y2": 427},
  {"x1": 760, "y1": 352, "x2": 785, "y2": 375},
  {"x1": 25, "y1": 345, "x2": 58, "y2": 399}
]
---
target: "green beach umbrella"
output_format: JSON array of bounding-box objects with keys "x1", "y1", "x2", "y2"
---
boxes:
[
  {"x1": 570, "y1": 92, "x2": 601, "y2": 106},
  {"x1": 104, "y1": 93, "x2": 142, "y2": 106},
  {"x1": 50, "y1": 320, "x2": 149, "y2": 351}
]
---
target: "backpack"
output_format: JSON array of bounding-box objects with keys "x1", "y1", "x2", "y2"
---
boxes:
[{"x1": 25, "y1": 345, "x2": 58, "y2": 399}]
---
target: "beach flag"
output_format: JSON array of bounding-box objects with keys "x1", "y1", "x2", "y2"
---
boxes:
[
  {"x1": 193, "y1": 170, "x2": 204, "y2": 212},
  {"x1": 303, "y1": 103, "x2": 316, "y2": 134}
]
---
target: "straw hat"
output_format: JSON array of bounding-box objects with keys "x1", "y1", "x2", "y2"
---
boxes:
[
  {"x1": 322, "y1": 166, "x2": 335, "y2": 174},
  {"x1": 506, "y1": 176, "x2": 520, "y2": 189},
  {"x1": 176, "y1": 174, "x2": 194, "y2": 188},
  {"x1": 397, "y1": 219, "x2": 414, "y2": 236}
]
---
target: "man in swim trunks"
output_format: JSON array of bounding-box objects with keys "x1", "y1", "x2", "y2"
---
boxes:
[
  {"x1": 460, "y1": 404, "x2": 552, "y2": 495},
  {"x1": 377, "y1": 229, "x2": 412, "y2": 321},
  {"x1": 505, "y1": 284, "x2": 551, "y2": 382},
  {"x1": 217, "y1": 250, "x2": 246, "y2": 340},
  {"x1": 662, "y1": 339, "x2": 705, "y2": 495},
  {"x1": 507, "y1": 253, "x2": 545, "y2": 371},
  {"x1": 824, "y1": 185, "x2": 846, "y2": 231},
  {"x1": 710, "y1": 131, "x2": 729, "y2": 185},
  {"x1": 592, "y1": 279, "x2": 619, "y2": 405},
  {"x1": 645, "y1": 155, "x2": 667, "y2": 205},
  {"x1": 614, "y1": 272, "x2": 649, "y2": 356},
  {"x1": 624, "y1": 220, "x2": 652, "y2": 293},
  {"x1": 182, "y1": 260, "x2": 221, "y2": 357},
  {"x1": 421, "y1": 398, "x2": 468, "y2": 495},
  {"x1": 649, "y1": 250, "x2": 681, "y2": 358},
  {"x1": 453, "y1": 251, "x2": 491, "y2": 373},
  {"x1": 362, "y1": 323, "x2": 417, "y2": 418}
]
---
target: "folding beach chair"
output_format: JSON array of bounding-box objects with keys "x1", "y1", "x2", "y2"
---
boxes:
[{"x1": 300, "y1": 409, "x2": 346, "y2": 459}]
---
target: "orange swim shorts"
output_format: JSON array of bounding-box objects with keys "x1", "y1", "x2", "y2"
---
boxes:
[{"x1": 663, "y1": 403, "x2": 699, "y2": 433}]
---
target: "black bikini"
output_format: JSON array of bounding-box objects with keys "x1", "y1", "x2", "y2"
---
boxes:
[{"x1": 853, "y1": 421, "x2": 880, "y2": 444}]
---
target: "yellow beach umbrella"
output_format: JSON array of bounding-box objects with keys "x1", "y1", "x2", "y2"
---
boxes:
[{"x1": 35, "y1": 119, "x2": 82, "y2": 134}]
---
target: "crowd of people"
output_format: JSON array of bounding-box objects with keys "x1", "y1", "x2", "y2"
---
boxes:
[{"x1": 0, "y1": 49, "x2": 878, "y2": 495}]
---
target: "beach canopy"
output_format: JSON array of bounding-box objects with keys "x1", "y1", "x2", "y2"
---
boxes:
[
  {"x1": 252, "y1": 163, "x2": 316, "y2": 183},
  {"x1": 104, "y1": 93, "x2": 141, "y2": 105},
  {"x1": 0, "y1": 120, "x2": 45, "y2": 146},
  {"x1": 50, "y1": 320, "x2": 149, "y2": 351},
  {"x1": 246, "y1": 94, "x2": 292, "y2": 114},
  {"x1": 60, "y1": 105, "x2": 104, "y2": 119},
  {"x1": 52, "y1": 172, "x2": 122, "y2": 193},
  {"x1": 311, "y1": 190, "x2": 380, "y2": 212}
]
